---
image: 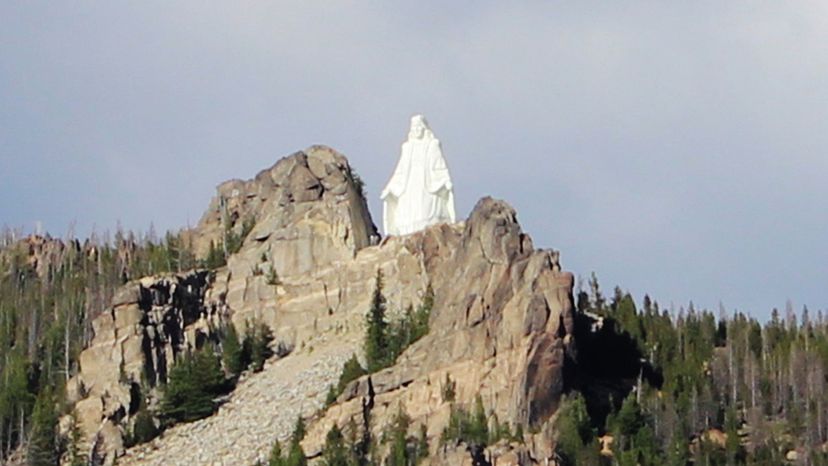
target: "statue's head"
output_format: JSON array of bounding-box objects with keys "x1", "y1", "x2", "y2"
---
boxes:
[{"x1": 408, "y1": 114, "x2": 434, "y2": 140}]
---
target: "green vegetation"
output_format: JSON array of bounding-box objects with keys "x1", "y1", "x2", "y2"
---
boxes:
[
  {"x1": 348, "y1": 168, "x2": 366, "y2": 198},
  {"x1": 7, "y1": 218, "x2": 828, "y2": 465},
  {"x1": 364, "y1": 269, "x2": 391, "y2": 372},
  {"x1": 364, "y1": 271, "x2": 432, "y2": 373},
  {"x1": 439, "y1": 395, "x2": 519, "y2": 451},
  {"x1": 222, "y1": 322, "x2": 246, "y2": 377},
  {"x1": 246, "y1": 319, "x2": 275, "y2": 373},
  {"x1": 555, "y1": 393, "x2": 600, "y2": 464},
  {"x1": 221, "y1": 318, "x2": 276, "y2": 378},
  {"x1": 326, "y1": 354, "x2": 367, "y2": 406},
  {"x1": 563, "y1": 276, "x2": 828, "y2": 465},
  {"x1": 27, "y1": 390, "x2": 59, "y2": 466},
  {"x1": 65, "y1": 412, "x2": 88, "y2": 466},
  {"x1": 225, "y1": 217, "x2": 255, "y2": 257},
  {"x1": 316, "y1": 405, "x2": 429, "y2": 466},
  {"x1": 130, "y1": 407, "x2": 160, "y2": 445},
  {"x1": 441, "y1": 373, "x2": 456, "y2": 403},
  {"x1": 204, "y1": 216, "x2": 256, "y2": 270},
  {"x1": 159, "y1": 346, "x2": 229, "y2": 423},
  {"x1": 267, "y1": 266, "x2": 281, "y2": 286},
  {"x1": 326, "y1": 272, "x2": 433, "y2": 407},
  {"x1": 0, "y1": 228, "x2": 203, "y2": 459},
  {"x1": 384, "y1": 407, "x2": 428, "y2": 466},
  {"x1": 268, "y1": 416, "x2": 307, "y2": 466}
]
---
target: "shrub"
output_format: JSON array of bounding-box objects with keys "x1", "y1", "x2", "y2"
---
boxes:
[
  {"x1": 267, "y1": 266, "x2": 281, "y2": 286},
  {"x1": 441, "y1": 396, "x2": 489, "y2": 449},
  {"x1": 130, "y1": 407, "x2": 160, "y2": 445}
]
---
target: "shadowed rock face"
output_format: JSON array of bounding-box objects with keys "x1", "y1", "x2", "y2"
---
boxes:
[{"x1": 69, "y1": 270, "x2": 220, "y2": 464}]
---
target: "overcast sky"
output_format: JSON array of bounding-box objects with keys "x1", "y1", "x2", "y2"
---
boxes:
[{"x1": 1, "y1": 2, "x2": 826, "y2": 320}]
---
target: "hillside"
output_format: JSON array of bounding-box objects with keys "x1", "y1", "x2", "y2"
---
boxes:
[{"x1": 1, "y1": 146, "x2": 826, "y2": 466}]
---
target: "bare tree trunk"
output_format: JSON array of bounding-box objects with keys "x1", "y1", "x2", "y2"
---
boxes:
[
  {"x1": 64, "y1": 307, "x2": 71, "y2": 383},
  {"x1": 729, "y1": 322, "x2": 737, "y2": 406},
  {"x1": 19, "y1": 406, "x2": 24, "y2": 445}
]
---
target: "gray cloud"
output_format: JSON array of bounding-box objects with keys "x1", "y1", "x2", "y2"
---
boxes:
[{"x1": 1, "y1": 2, "x2": 826, "y2": 318}]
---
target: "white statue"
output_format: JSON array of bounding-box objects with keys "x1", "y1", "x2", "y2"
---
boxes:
[{"x1": 381, "y1": 115, "x2": 456, "y2": 236}]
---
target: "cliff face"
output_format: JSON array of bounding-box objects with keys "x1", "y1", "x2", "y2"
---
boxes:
[
  {"x1": 68, "y1": 270, "x2": 220, "y2": 462},
  {"x1": 304, "y1": 197, "x2": 574, "y2": 463},
  {"x1": 70, "y1": 146, "x2": 576, "y2": 465}
]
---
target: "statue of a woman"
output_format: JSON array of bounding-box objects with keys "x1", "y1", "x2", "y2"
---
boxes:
[{"x1": 382, "y1": 115, "x2": 456, "y2": 236}]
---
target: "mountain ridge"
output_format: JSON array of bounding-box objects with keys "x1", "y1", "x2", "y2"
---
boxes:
[{"x1": 65, "y1": 145, "x2": 580, "y2": 465}]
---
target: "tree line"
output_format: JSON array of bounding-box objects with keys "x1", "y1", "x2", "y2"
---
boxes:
[
  {"x1": 0, "y1": 220, "x2": 252, "y2": 465},
  {"x1": 557, "y1": 274, "x2": 828, "y2": 465}
]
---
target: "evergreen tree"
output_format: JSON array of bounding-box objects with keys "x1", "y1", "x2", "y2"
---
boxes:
[
  {"x1": 160, "y1": 347, "x2": 227, "y2": 423},
  {"x1": 130, "y1": 406, "x2": 159, "y2": 446},
  {"x1": 249, "y1": 321, "x2": 274, "y2": 372},
  {"x1": 411, "y1": 284, "x2": 433, "y2": 343},
  {"x1": 268, "y1": 439, "x2": 284, "y2": 466},
  {"x1": 468, "y1": 395, "x2": 489, "y2": 448},
  {"x1": 286, "y1": 416, "x2": 307, "y2": 466},
  {"x1": 364, "y1": 269, "x2": 389, "y2": 372},
  {"x1": 321, "y1": 424, "x2": 349, "y2": 466},
  {"x1": 27, "y1": 391, "x2": 58, "y2": 466},
  {"x1": 66, "y1": 412, "x2": 88, "y2": 466},
  {"x1": 724, "y1": 407, "x2": 741, "y2": 465},
  {"x1": 222, "y1": 322, "x2": 245, "y2": 377},
  {"x1": 416, "y1": 424, "x2": 429, "y2": 462},
  {"x1": 204, "y1": 240, "x2": 226, "y2": 269},
  {"x1": 386, "y1": 406, "x2": 412, "y2": 466},
  {"x1": 555, "y1": 393, "x2": 596, "y2": 465}
]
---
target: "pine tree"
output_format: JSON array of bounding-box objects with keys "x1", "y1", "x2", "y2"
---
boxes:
[
  {"x1": 364, "y1": 269, "x2": 389, "y2": 372},
  {"x1": 555, "y1": 393, "x2": 594, "y2": 465},
  {"x1": 160, "y1": 347, "x2": 227, "y2": 423},
  {"x1": 286, "y1": 416, "x2": 307, "y2": 466},
  {"x1": 27, "y1": 391, "x2": 58, "y2": 466},
  {"x1": 222, "y1": 322, "x2": 245, "y2": 377},
  {"x1": 249, "y1": 321, "x2": 274, "y2": 372},
  {"x1": 416, "y1": 424, "x2": 429, "y2": 461},
  {"x1": 321, "y1": 424, "x2": 349, "y2": 466},
  {"x1": 411, "y1": 284, "x2": 433, "y2": 343},
  {"x1": 268, "y1": 439, "x2": 285, "y2": 466},
  {"x1": 66, "y1": 412, "x2": 88, "y2": 466},
  {"x1": 130, "y1": 406, "x2": 159, "y2": 445},
  {"x1": 468, "y1": 395, "x2": 489, "y2": 448},
  {"x1": 204, "y1": 240, "x2": 226, "y2": 269},
  {"x1": 387, "y1": 406, "x2": 412, "y2": 466},
  {"x1": 724, "y1": 406, "x2": 741, "y2": 465}
]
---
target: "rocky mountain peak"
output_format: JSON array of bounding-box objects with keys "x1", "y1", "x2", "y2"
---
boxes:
[
  {"x1": 192, "y1": 145, "x2": 377, "y2": 260},
  {"x1": 68, "y1": 146, "x2": 577, "y2": 465}
]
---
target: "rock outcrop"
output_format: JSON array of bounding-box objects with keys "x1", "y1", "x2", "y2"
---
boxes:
[
  {"x1": 68, "y1": 271, "x2": 220, "y2": 463},
  {"x1": 191, "y1": 144, "x2": 377, "y2": 262},
  {"x1": 194, "y1": 145, "x2": 382, "y2": 343},
  {"x1": 70, "y1": 145, "x2": 576, "y2": 465},
  {"x1": 302, "y1": 197, "x2": 574, "y2": 463}
]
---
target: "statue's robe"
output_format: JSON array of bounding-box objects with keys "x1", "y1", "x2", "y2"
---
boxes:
[{"x1": 382, "y1": 137, "x2": 456, "y2": 236}]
